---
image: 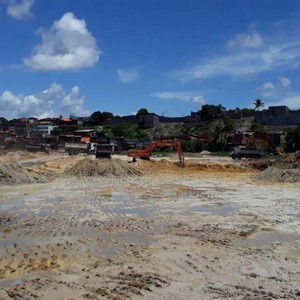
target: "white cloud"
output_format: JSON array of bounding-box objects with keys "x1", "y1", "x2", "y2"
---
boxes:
[
  {"x1": 175, "y1": 41, "x2": 300, "y2": 82},
  {"x1": 256, "y1": 77, "x2": 291, "y2": 98},
  {"x1": 0, "y1": 83, "x2": 91, "y2": 119},
  {"x1": 265, "y1": 95, "x2": 300, "y2": 110},
  {"x1": 4, "y1": 0, "x2": 34, "y2": 20},
  {"x1": 256, "y1": 82, "x2": 276, "y2": 98},
  {"x1": 152, "y1": 91, "x2": 206, "y2": 106},
  {"x1": 23, "y1": 12, "x2": 101, "y2": 71},
  {"x1": 227, "y1": 32, "x2": 264, "y2": 49},
  {"x1": 174, "y1": 20, "x2": 300, "y2": 82},
  {"x1": 278, "y1": 76, "x2": 291, "y2": 88},
  {"x1": 116, "y1": 68, "x2": 138, "y2": 83},
  {"x1": 61, "y1": 86, "x2": 90, "y2": 116}
]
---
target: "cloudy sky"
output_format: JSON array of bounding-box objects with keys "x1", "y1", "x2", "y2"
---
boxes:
[{"x1": 1, "y1": 0, "x2": 300, "y2": 119}]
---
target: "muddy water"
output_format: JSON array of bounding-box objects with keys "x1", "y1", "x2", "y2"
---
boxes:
[{"x1": 233, "y1": 231, "x2": 300, "y2": 247}]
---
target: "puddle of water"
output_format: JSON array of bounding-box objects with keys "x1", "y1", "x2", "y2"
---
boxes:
[
  {"x1": 233, "y1": 232, "x2": 300, "y2": 247},
  {"x1": 0, "y1": 199, "x2": 25, "y2": 211},
  {"x1": 0, "y1": 239, "x2": 15, "y2": 249},
  {"x1": 187, "y1": 204, "x2": 235, "y2": 216},
  {"x1": 117, "y1": 230, "x2": 154, "y2": 246},
  {"x1": 45, "y1": 198, "x2": 61, "y2": 204},
  {"x1": 102, "y1": 207, "x2": 150, "y2": 217},
  {"x1": 0, "y1": 278, "x2": 23, "y2": 288},
  {"x1": 39, "y1": 207, "x2": 52, "y2": 217},
  {"x1": 79, "y1": 208, "x2": 93, "y2": 215}
]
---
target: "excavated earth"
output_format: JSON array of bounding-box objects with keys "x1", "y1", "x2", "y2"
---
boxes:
[{"x1": 0, "y1": 151, "x2": 299, "y2": 299}]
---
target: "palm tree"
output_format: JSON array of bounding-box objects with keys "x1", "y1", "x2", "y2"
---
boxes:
[{"x1": 253, "y1": 98, "x2": 265, "y2": 111}]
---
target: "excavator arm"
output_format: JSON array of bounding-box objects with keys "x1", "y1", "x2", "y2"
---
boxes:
[{"x1": 127, "y1": 139, "x2": 184, "y2": 162}]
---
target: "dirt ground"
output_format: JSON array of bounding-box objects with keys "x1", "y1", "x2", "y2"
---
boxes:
[{"x1": 0, "y1": 151, "x2": 299, "y2": 299}]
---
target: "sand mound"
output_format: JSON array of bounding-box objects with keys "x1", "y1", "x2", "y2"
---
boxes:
[
  {"x1": 0, "y1": 150, "x2": 44, "y2": 163},
  {"x1": 255, "y1": 167, "x2": 300, "y2": 183},
  {"x1": 65, "y1": 158, "x2": 142, "y2": 177},
  {"x1": 270, "y1": 151, "x2": 300, "y2": 169},
  {"x1": 185, "y1": 161, "x2": 246, "y2": 172},
  {"x1": 134, "y1": 159, "x2": 183, "y2": 174},
  {"x1": 133, "y1": 159, "x2": 249, "y2": 174},
  {"x1": 0, "y1": 163, "x2": 48, "y2": 185},
  {"x1": 254, "y1": 151, "x2": 300, "y2": 183}
]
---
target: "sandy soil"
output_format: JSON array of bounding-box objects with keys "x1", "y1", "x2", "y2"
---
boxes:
[{"x1": 0, "y1": 151, "x2": 299, "y2": 299}]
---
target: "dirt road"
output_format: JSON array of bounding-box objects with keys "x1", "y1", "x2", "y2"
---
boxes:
[{"x1": 0, "y1": 152, "x2": 299, "y2": 299}]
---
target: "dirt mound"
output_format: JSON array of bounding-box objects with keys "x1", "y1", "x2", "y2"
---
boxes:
[
  {"x1": 185, "y1": 161, "x2": 247, "y2": 172},
  {"x1": 255, "y1": 167, "x2": 300, "y2": 183},
  {"x1": 0, "y1": 163, "x2": 48, "y2": 185},
  {"x1": 270, "y1": 151, "x2": 300, "y2": 169},
  {"x1": 254, "y1": 151, "x2": 300, "y2": 183},
  {"x1": 246, "y1": 160, "x2": 269, "y2": 171},
  {"x1": 134, "y1": 159, "x2": 183, "y2": 174},
  {"x1": 133, "y1": 159, "x2": 250, "y2": 175},
  {"x1": 0, "y1": 150, "x2": 44, "y2": 163},
  {"x1": 66, "y1": 158, "x2": 142, "y2": 177}
]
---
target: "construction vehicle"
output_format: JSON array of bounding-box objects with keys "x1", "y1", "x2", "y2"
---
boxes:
[
  {"x1": 127, "y1": 139, "x2": 184, "y2": 163},
  {"x1": 65, "y1": 142, "x2": 97, "y2": 155},
  {"x1": 230, "y1": 145, "x2": 264, "y2": 159},
  {"x1": 95, "y1": 143, "x2": 113, "y2": 159},
  {"x1": 25, "y1": 143, "x2": 50, "y2": 153}
]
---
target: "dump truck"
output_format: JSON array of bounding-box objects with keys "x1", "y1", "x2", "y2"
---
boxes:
[
  {"x1": 65, "y1": 142, "x2": 97, "y2": 155},
  {"x1": 25, "y1": 144, "x2": 50, "y2": 153},
  {"x1": 95, "y1": 144, "x2": 113, "y2": 159},
  {"x1": 230, "y1": 145, "x2": 264, "y2": 159}
]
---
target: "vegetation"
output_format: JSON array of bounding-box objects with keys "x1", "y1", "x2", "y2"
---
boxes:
[
  {"x1": 209, "y1": 151, "x2": 230, "y2": 157},
  {"x1": 253, "y1": 98, "x2": 265, "y2": 111},
  {"x1": 285, "y1": 126, "x2": 300, "y2": 151},
  {"x1": 201, "y1": 104, "x2": 223, "y2": 121},
  {"x1": 0, "y1": 117, "x2": 8, "y2": 124},
  {"x1": 103, "y1": 123, "x2": 149, "y2": 139},
  {"x1": 250, "y1": 121, "x2": 264, "y2": 132},
  {"x1": 181, "y1": 139, "x2": 203, "y2": 152},
  {"x1": 89, "y1": 111, "x2": 114, "y2": 125},
  {"x1": 136, "y1": 108, "x2": 149, "y2": 116}
]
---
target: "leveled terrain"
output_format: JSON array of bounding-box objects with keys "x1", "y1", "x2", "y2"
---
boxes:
[{"x1": 0, "y1": 151, "x2": 299, "y2": 299}]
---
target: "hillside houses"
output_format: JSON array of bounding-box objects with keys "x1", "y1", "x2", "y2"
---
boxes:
[{"x1": 0, "y1": 105, "x2": 299, "y2": 151}]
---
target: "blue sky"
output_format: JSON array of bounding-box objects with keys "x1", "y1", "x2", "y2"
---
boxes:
[{"x1": 1, "y1": 0, "x2": 300, "y2": 119}]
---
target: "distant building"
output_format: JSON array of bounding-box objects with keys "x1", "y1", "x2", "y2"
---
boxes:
[
  {"x1": 255, "y1": 105, "x2": 300, "y2": 126},
  {"x1": 112, "y1": 115, "x2": 137, "y2": 125},
  {"x1": 268, "y1": 106, "x2": 290, "y2": 116},
  {"x1": 36, "y1": 121, "x2": 58, "y2": 135},
  {"x1": 138, "y1": 113, "x2": 159, "y2": 128}
]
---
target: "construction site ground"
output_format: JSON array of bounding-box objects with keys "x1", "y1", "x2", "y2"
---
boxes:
[{"x1": 0, "y1": 151, "x2": 299, "y2": 299}]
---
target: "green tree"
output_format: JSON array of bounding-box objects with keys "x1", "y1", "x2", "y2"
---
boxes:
[
  {"x1": 0, "y1": 117, "x2": 8, "y2": 124},
  {"x1": 201, "y1": 104, "x2": 222, "y2": 121},
  {"x1": 136, "y1": 108, "x2": 149, "y2": 116},
  {"x1": 89, "y1": 111, "x2": 104, "y2": 125},
  {"x1": 208, "y1": 116, "x2": 233, "y2": 151},
  {"x1": 102, "y1": 111, "x2": 114, "y2": 120},
  {"x1": 285, "y1": 126, "x2": 300, "y2": 151},
  {"x1": 250, "y1": 121, "x2": 264, "y2": 132},
  {"x1": 253, "y1": 98, "x2": 265, "y2": 111}
]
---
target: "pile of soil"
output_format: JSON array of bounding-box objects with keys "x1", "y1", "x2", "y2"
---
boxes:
[
  {"x1": 0, "y1": 163, "x2": 48, "y2": 185},
  {"x1": 255, "y1": 151, "x2": 300, "y2": 183},
  {"x1": 185, "y1": 161, "x2": 247, "y2": 172},
  {"x1": 134, "y1": 159, "x2": 183, "y2": 174},
  {"x1": 134, "y1": 159, "x2": 249, "y2": 175},
  {"x1": 0, "y1": 151, "x2": 42, "y2": 163},
  {"x1": 65, "y1": 158, "x2": 142, "y2": 177},
  {"x1": 255, "y1": 167, "x2": 300, "y2": 183},
  {"x1": 270, "y1": 151, "x2": 300, "y2": 169}
]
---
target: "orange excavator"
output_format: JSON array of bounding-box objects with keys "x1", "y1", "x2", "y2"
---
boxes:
[{"x1": 127, "y1": 139, "x2": 184, "y2": 163}]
